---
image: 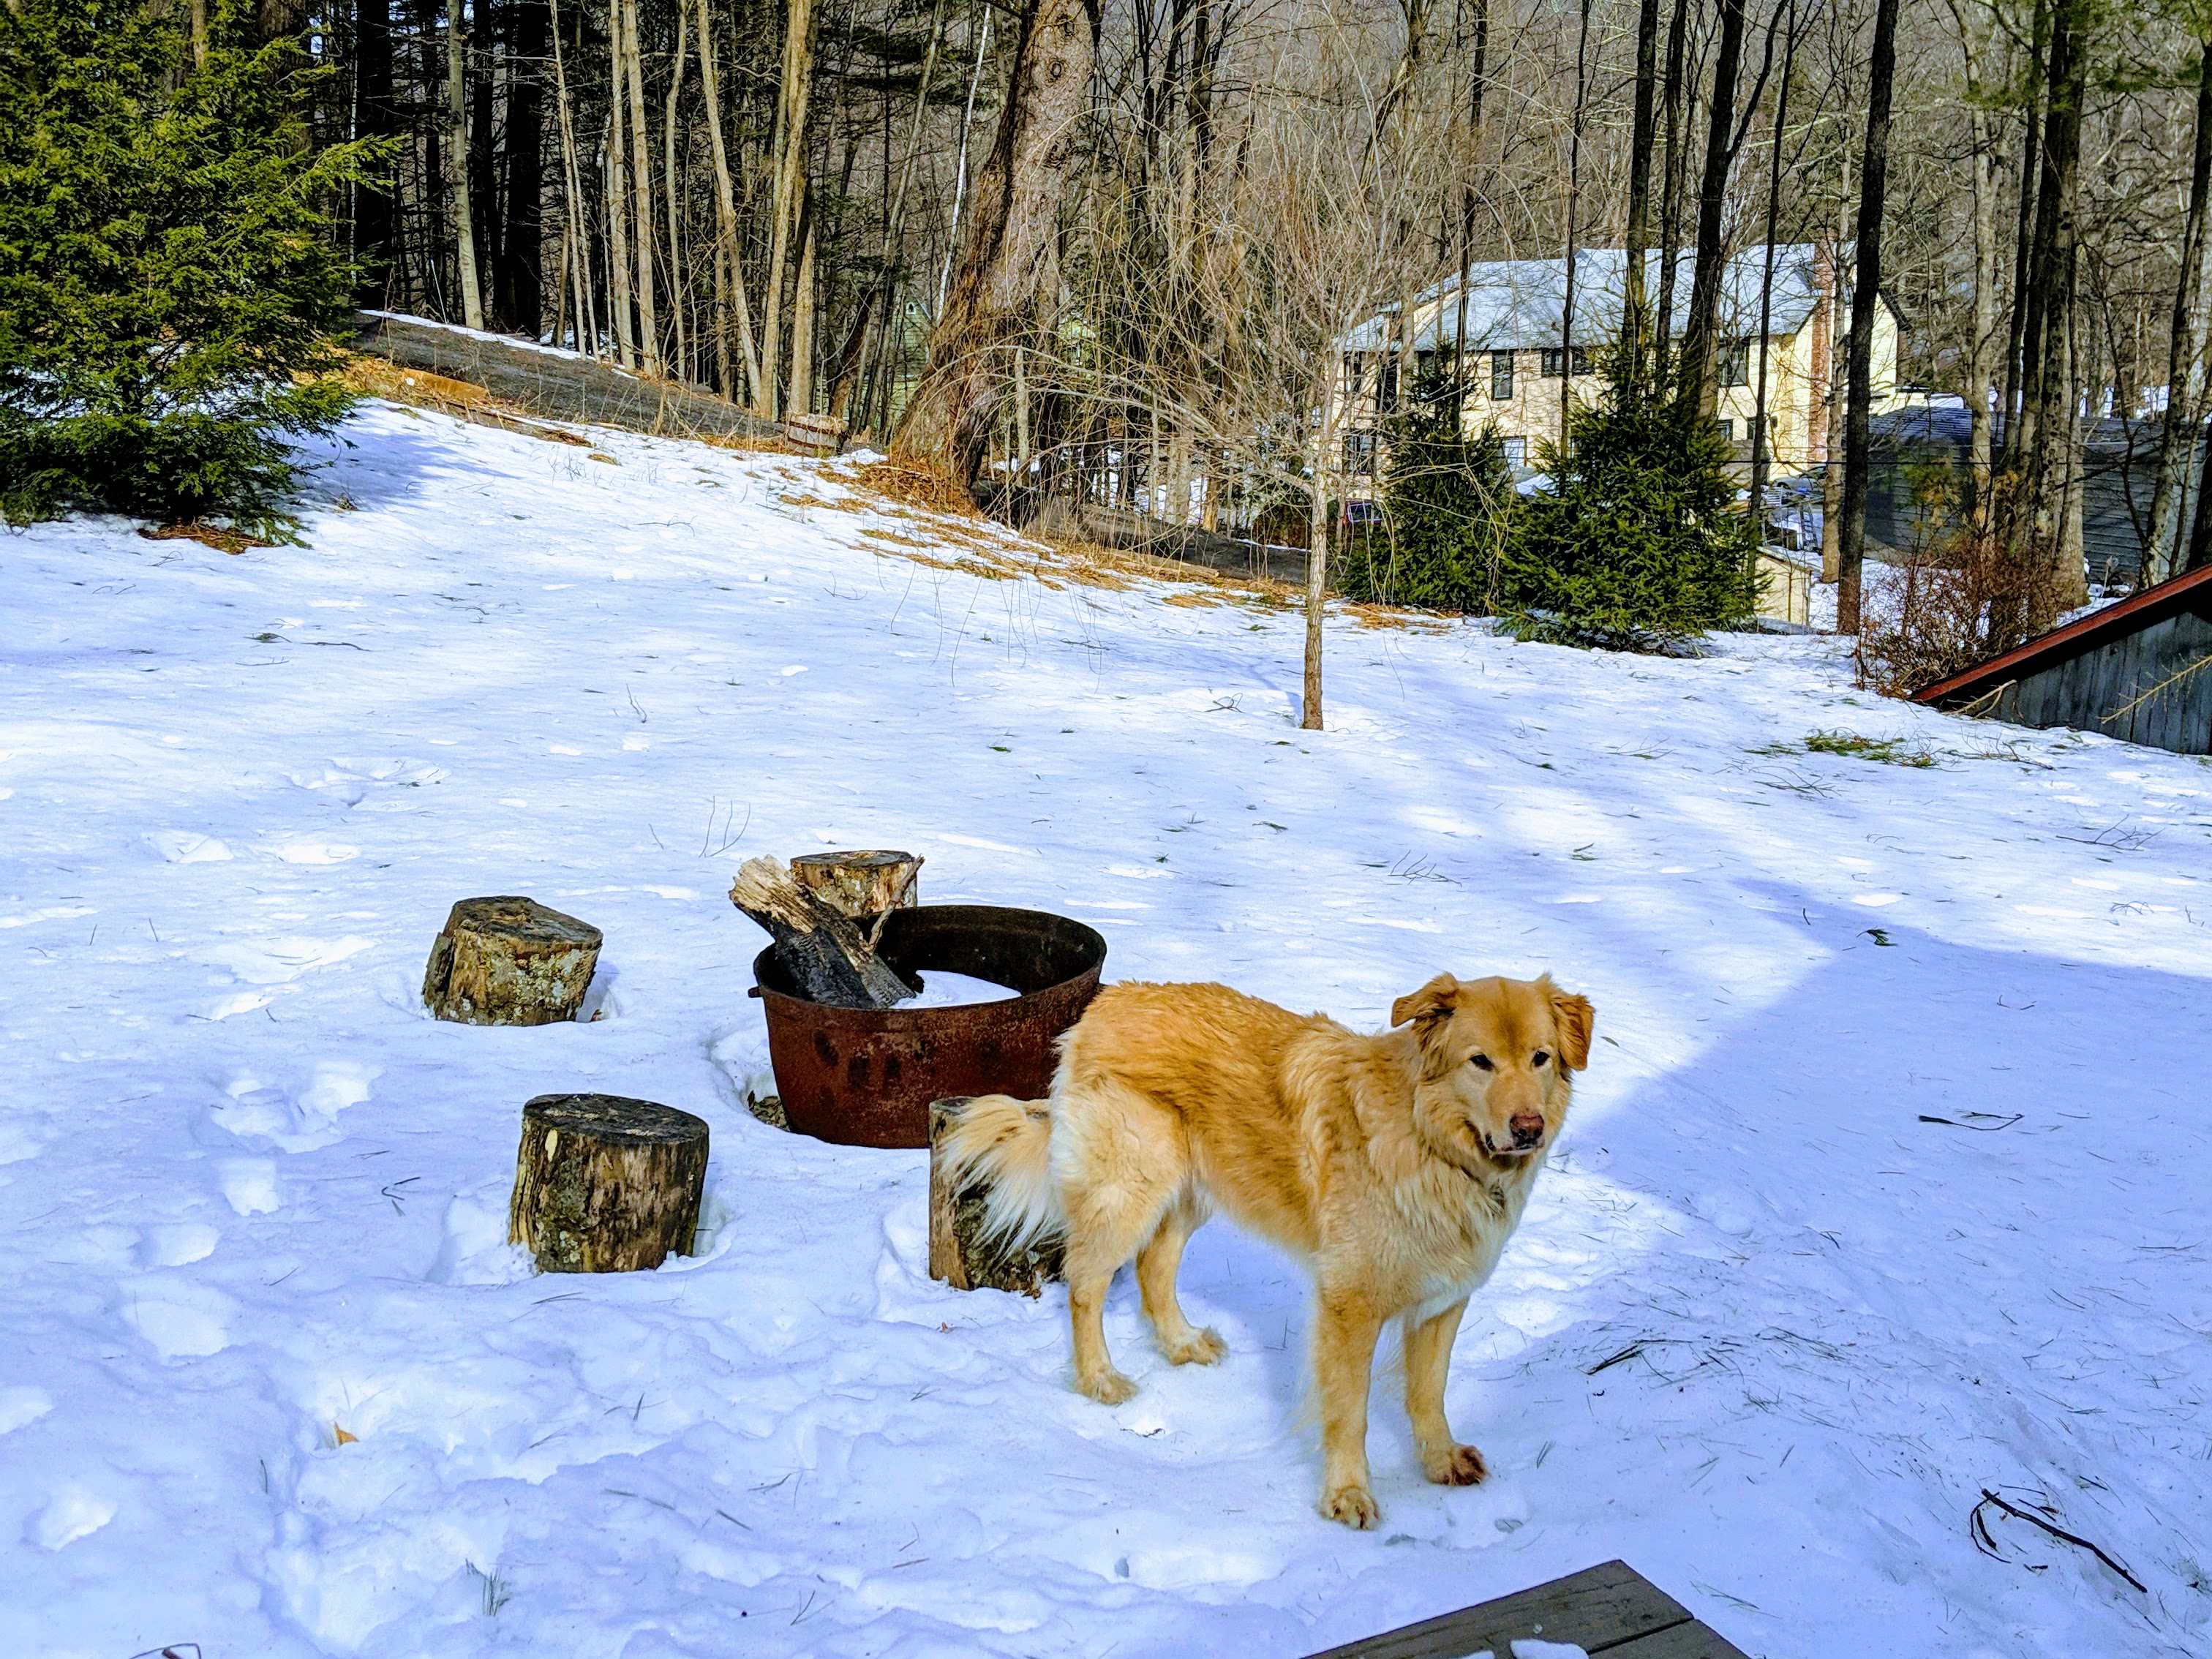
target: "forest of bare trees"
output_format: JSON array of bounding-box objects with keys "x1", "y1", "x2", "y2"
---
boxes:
[{"x1": 252, "y1": 0, "x2": 2212, "y2": 610}]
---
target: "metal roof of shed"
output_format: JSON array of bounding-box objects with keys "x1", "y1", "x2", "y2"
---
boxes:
[{"x1": 1911, "y1": 561, "x2": 2212, "y2": 707}]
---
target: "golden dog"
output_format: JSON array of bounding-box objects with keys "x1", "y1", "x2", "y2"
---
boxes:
[{"x1": 937, "y1": 971, "x2": 1594, "y2": 1527}]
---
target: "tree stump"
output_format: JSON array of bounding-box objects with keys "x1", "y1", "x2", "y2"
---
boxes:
[
  {"x1": 928, "y1": 1097, "x2": 1064, "y2": 1295},
  {"x1": 424, "y1": 896, "x2": 602, "y2": 1026},
  {"x1": 789, "y1": 849, "x2": 923, "y2": 919},
  {"x1": 508, "y1": 1094, "x2": 710, "y2": 1273}
]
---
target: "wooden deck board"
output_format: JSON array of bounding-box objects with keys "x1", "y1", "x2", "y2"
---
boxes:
[{"x1": 1302, "y1": 1560, "x2": 1750, "y2": 1659}]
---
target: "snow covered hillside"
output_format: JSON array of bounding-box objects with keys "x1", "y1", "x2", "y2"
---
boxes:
[{"x1": 4, "y1": 402, "x2": 2209, "y2": 1659}]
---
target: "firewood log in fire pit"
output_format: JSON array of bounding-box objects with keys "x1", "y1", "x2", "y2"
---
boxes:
[{"x1": 729, "y1": 855, "x2": 915, "y2": 1008}]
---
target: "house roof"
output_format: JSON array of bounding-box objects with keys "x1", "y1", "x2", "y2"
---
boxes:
[
  {"x1": 1345, "y1": 245, "x2": 1833, "y2": 353},
  {"x1": 1910, "y1": 561, "x2": 2212, "y2": 707}
]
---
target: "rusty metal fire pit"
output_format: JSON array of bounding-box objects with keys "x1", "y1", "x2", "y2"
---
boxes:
[{"x1": 751, "y1": 903, "x2": 1107, "y2": 1148}]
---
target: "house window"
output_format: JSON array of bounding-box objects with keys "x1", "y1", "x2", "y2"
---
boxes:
[
  {"x1": 1715, "y1": 418, "x2": 1735, "y2": 442},
  {"x1": 1491, "y1": 350, "x2": 1514, "y2": 400},
  {"x1": 1502, "y1": 437, "x2": 1528, "y2": 469},
  {"x1": 1540, "y1": 347, "x2": 1565, "y2": 377},
  {"x1": 1344, "y1": 430, "x2": 1378, "y2": 476},
  {"x1": 1572, "y1": 347, "x2": 1592, "y2": 377},
  {"x1": 1377, "y1": 358, "x2": 1400, "y2": 413},
  {"x1": 1718, "y1": 340, "x2": 1750, "y2": 387}
]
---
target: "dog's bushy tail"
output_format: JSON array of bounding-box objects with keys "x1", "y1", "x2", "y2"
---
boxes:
[{"x1": 936, "y1": 1094, "x2": 1063, "y2": 1248}]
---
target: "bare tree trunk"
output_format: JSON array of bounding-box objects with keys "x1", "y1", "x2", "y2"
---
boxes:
[
  {"x1": 892, "y1": 0, "x2": 1099, "y2": 486},
  {"x1": 606, "y1": 40, "x2": 636, "y2": 366},
  {"x1": 499, "y1": 0, "x2": 547, "y2": 335},
  {"x1": 789, "y1": 196, "x2": 819, "y2": 415},
  {"x1": 1682, "y1": 0, "x2": 1747, "y2": 421},
  {"x1": 622, "y1": 0, "x2": 660, "y2": 376},
  {"x1": 695, "y1": 0, "x2": 764, "y2": 402},
  {"x1": 1560, "y1": 0, "x2": 1591, "y2": 453},
  {"x1": 1304, "y1": 371, "x2": 1338, "y2": 731},
  {"x1": 2145, "y1": 40, "x2": 2212, "y2": 585},
  {"x1": 1750, "y1": 2, "x2": 1797, "y2": 515},
  {"x1": 2011, "y1": 0, "x2": 2088, "y2": 614},
  {"x1": 665, "y1": 0, "x2": 691, "y2": 380},
  {"x1": 549, "y1": 0, "x2": 597, "y2": 356},
  {"x1": 354, "y1": 0, "x2": 397, "y2": 305},
  {"x1": 1452, "y1": 0, "x2": 1489, "y2": 406},
  {"x1": 1620, "y1": 0, "x2": 1661, "y2": 379},
  {"x1": 1821, "y1": 171, "x2": 1848, "y2": 582},
  {"x1": 446, "y1": 0, "x2": 486, "y2": 330},
  {"x1": 1967, "y1": 101, "x2": 1998, "y2": 523},
  {"x1": 2001, "y1": 0, "x2": 2050, "y2": 451},
  {"x1": 938, "y1": 6, "x2": 995, "y2": 316},
  {"x1": 761, "y1": 0, "x2": 824, "y2": 418},
  {"x1": 1652, "y1": 0, "x2": 1691, "y2": 379},
  {"x1": 1837, "y1": 0, "x2": 1898, "y2": 633}
]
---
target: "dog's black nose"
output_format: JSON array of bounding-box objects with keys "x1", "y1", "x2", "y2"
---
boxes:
[{"x1": 1509, "y1": 1113, "x2": 1544, "y2": 1148}]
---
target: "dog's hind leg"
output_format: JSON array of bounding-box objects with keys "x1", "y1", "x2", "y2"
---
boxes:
[
  {"x1": 1057, "y1": 1085, "x2": 1186, "y2": 1406},
  {"x1": 1137, "y1": 1190, "x2": 1224, "y2": 1366},
  {"x1": 1404, "y1": 1297, "x2": 1486, "y2": 1486}
]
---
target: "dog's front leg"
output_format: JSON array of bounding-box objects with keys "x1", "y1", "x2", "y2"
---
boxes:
[
  {"x1": 1404, "y1": 1298, "x2": 1486, "y2": 1485},
  {"x1": 1313, "y1": 1285, "x2": 1384, "y2": 1527}
]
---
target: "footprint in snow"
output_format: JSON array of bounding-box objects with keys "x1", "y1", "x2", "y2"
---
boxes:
[
  {"x1": 26, "y1": 1484, "x2": 116, "y2": 1551},
  {"x1": 117, "y1": 1277, "x2": 237, "y2": 1361},
  {"x1": 209, "y1": 1062, "x2": 379, "y2": 1153},
  {"x1": 138, "y1": 1223, "x2": 220, "y2": 1268},
  {"x1": 143, "y1": 830, "x2": 232, "y2": 863}
]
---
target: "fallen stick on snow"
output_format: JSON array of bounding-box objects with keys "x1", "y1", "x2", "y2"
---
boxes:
[{"x1": 1971, "y1": 1487, "x2": 2147, "y2": 1592}]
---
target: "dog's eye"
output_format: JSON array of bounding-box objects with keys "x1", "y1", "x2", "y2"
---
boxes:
[
  {"x1": 1533, "y1": 1050, "x2": 1551, "y2": 1067},
  {"x1": 1470, "y1": 1054, "x2": 1493, "y2": 1072}
]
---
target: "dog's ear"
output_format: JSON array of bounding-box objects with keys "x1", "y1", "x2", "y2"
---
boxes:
[
  {"x1": 1544, "y1": 979, "x2": 1595, "y2": 1071},
  {"x1": 1391, "y1": 975, "x2": 1459, "y2": 1041}
]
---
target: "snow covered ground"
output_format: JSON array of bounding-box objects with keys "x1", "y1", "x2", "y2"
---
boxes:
[{"x1": 4, "y1": 402, "x2": 2210, "y2": 1659}]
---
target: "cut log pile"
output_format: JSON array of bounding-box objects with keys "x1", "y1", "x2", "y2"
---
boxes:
[{"x1": 729, "y1": 850, "x2": 919, "y2": 1009}]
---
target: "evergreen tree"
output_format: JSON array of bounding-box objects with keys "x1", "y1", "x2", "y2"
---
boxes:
[
  {"x1": 1338, "y1": 367, "x2": 1515, "y2": 613},
  {"x1": 0, "y1": 0, "x2": 388, "y2": 530},
  {"x1": 1501, "y1": 361, "x2": 1760, "y2": 650}
]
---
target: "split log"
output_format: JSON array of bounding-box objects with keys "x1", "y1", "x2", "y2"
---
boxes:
[
  {"x1": 423, "y1": 896, "x2": 602, "y2": 1026},
  {"x1": 789, "y1": 849, "x2": 922, "y2": 919},
  {"x1": 928, "y1": 1096, "x2": 1063, "y2": 1295},
  {"x1": 730, "y1": 854, "x2": 914, "y2": 1008},
  {"x1": 508, "y1": 1094, "x2": 710, "y2": 1272}
]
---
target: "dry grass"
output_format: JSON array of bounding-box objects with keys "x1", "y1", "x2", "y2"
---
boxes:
[
  {"x1": 840, "y1": 459, "x2": 981, "y2": 519},
  {"x1": 340, "y1": 356, "x2": 490, "y2": 407},
  {"x1": 701, "y1": 431, "x2": 812, "y2": 459}
]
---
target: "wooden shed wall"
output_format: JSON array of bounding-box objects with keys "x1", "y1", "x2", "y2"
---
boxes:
[{"x1": 1979, "y1": 606, "x2": 2212, "y2": 753}]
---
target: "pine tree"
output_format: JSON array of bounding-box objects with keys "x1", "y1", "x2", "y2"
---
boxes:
[
  {"x1": 1339, "y1": 367, "x2": 1515, "y2": 613},
  {"x1": 1502, "y1": 360, "x2": 1760, "y2": 650},
  {"x1": 0, "y1": 0, "x2": 388, "y2": 531}
]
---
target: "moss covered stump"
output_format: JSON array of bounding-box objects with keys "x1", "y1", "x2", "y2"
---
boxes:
[
  {"x1": 423, "y1": 895, "x2": 602, "y2": 1026},
  {"x1": 508, "y1": 1094, "x2": 710, "y2": 1273}
]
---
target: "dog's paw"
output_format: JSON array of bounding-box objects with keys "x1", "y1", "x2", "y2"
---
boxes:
[
  {"x1": 1078, "y1": 1368, "x2": 1139, "y2": 1405},
  {"x1": 1320, "y1": 1483, "x2": 1382, "y2": 1529},
  {"x1": 1164, "y1": 1327, "x2": 1226, "y2": 1366},
  {"x1": 1423, "y1": 1442, "x2": 1489, "y2": 1486}
]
